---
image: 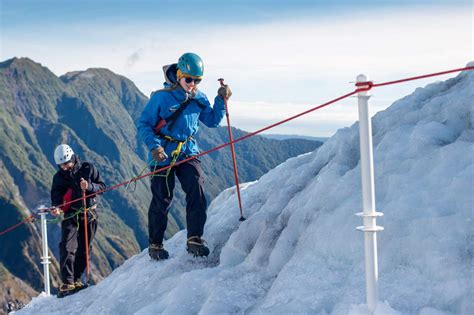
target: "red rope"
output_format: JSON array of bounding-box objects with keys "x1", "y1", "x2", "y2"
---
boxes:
[
  {"x1": 38, "y1": 88, "x2": 360, "y2": 212},
  {"x1": 1, "y1": 65, "x2": 473, "y2": 236},
  {"x1": 0, "y1": 215, "x2": 36, "y2": 236},
  {"x1": 368, "y1": 66, "x2": 474, "y2": 89}
]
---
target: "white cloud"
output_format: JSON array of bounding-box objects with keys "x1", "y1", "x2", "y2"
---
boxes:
[{"x1": 125, "y1": 7, "x2": 471, "y2": 77}]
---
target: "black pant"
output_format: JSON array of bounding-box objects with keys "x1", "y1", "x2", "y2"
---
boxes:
[
  {"x1": 148, "y1": 159, "x2": 207, "y2": 245},
  {"x1": 59, "y1": 211, "x2": 97, "y2": 284}
]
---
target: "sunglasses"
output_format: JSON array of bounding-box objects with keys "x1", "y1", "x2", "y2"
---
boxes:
[
  {"x1": 184, "y1": 77, "x2": 202, "y2": 84},
  {"x1": 59, "y1": 161, "x2": 73, "y2": 169}
]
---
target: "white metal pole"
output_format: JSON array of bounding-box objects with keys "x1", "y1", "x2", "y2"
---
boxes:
[
  {"x1": 355, "y1": 74, "x2": 383, "y2": 313},
  {"x1": 39, "y1": 211, "x2": 51, "y2": 296}
]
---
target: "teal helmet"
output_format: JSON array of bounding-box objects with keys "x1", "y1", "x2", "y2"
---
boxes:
[{"x1": 177, "y1": 52, "x2": 204, "y2": 77}]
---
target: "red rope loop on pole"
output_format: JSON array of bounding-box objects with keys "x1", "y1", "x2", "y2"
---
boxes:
[
  {"x1": 355, "y1": 81, "x2": 374, "y2": 87},
  {"x1": 355, "y1": 81, "x2": 374, "y2": 93}
]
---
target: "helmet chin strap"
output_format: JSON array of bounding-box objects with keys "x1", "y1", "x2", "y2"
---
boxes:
[{"x1": 177, "y1": 84, "x2": 196, "y2": 100}]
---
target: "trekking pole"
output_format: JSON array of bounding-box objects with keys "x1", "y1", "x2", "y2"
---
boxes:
[
  {"x1": 218, "y1": 78, "x2": 245, "y2": 221},
  {"x1": 82, "y1": 189, "x2": 91, "y2": 282}
]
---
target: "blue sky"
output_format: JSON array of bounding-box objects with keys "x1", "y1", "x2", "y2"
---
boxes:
[{"x1": 1, "y1": 0, "x2": 472, "y2": 136}]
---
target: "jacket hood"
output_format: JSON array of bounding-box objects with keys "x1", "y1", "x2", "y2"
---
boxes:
[{"x1": 162, "y1": 63, "x2": 178, "y2": 87}]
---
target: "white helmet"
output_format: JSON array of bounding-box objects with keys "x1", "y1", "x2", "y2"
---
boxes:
[{"x1": 54, "y1": 144, "x2": 74, "y2": 165}]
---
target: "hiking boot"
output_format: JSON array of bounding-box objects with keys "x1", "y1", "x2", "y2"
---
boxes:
[
  {"x1": 57, "y1": 283, "x2": 77, "y2": 298},
  {"x1": 74, "y1": 280, "x2": 89, "y2": 291},
  {"x1": 149, "y1": 243, "x2": 169, "y2": 260},
  {"x1": 186, "y1": 236, "x2": 210, "y2": 257}
]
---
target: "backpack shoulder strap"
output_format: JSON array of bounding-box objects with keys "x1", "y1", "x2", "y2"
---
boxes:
[
  {"x1": 194, "y1": 99, "x2": 206, "y2": 110},
  {"x1": 165, "y1": 98, "x2": 192, "y2": 131}
]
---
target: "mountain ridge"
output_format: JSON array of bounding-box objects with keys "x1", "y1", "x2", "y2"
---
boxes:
[{"x1": 0, "y1": 56, "x2": 322, "y2": 313}]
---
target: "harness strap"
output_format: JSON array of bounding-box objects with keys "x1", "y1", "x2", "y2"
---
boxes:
[
  {"x1": 157, "y1": 132, "x2": 193, "y2": 144},
  {"x1": 71, "y1": 205, "x2": 97, "y2": 212},
  {"x1": 70, "y1": 205, "x2": 98, "y2": 226},
  {"x1": 153, "y1": 134, "x2": 193, "y2": 197}
]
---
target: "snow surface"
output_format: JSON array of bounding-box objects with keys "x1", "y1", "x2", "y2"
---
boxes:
[{"x1": 18, "y1": 64, "x2": 474, "y2": 314}]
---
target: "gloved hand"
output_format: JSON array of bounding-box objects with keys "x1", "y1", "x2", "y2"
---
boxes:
[
  {"x1": 218, "y1": 84, "x2": 232, "y2": 100},
  {"x1": 80, "y1": 178, "x2": 88, "y2": 191},
  {"x1": 152, "y1": 146, "x2": 168, "y2": 162},
  {"x1": 50, "y1": 207, "x2": 63, "y2": 217}
]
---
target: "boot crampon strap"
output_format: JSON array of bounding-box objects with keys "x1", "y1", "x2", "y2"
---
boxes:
[
  {"x1": 57, "y1": 283, "x2": 77, "y2": 298},
  {"x1": 186, "y1": 236, "x2": 210, "y2": 257},
  {"x1": 148, "y1": 243, "x2": 169, "y2": 260}
]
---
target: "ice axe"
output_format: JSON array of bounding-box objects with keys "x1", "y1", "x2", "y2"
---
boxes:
[{"x1": 218, "y1": 78, "x2": 246, "y2": 222}]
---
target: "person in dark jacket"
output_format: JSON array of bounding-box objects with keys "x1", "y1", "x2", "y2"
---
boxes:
[
  {"x1": 50, "y1": 144, "x2": 105, "y2": 297},
  {"x1": 137, "y1": 52, "x2": 232, "y2": 260}
]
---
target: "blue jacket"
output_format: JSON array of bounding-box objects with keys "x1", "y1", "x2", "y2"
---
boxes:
[{"x1": 137, "y1": 64, "x2": 226, "y2": 166}]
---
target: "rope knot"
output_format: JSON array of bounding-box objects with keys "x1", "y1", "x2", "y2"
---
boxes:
[{"x1": 355, "y1": 81, "x2": 374, "y2": 92}]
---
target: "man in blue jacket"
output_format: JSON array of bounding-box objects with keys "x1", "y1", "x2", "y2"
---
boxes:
[{"x1": 137, "y1": 52, "x2": 232, "y2": 259}]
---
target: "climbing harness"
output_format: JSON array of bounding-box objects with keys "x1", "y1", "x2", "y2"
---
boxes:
[
  {"x1": 45, "y1": 207, "x2": 85, "y2": 224},
  {"x1": 152, "y1": 134, "x2": 193, "y2": 196}
]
